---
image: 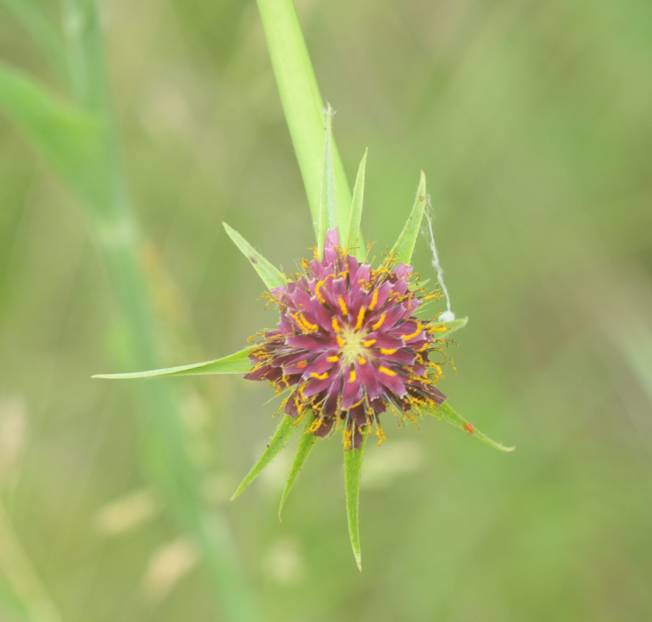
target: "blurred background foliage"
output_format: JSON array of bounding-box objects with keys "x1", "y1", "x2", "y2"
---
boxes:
[{"x1": 0, "y1": 0, "x2": 651, "y2": 621}]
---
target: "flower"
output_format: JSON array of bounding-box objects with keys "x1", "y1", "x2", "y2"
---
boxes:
[{"x1": 245, "y1": 229, "x2": 447, "y2": 449}]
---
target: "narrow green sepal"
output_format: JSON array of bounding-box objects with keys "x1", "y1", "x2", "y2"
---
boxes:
[
  {"x1": 390, "y1": 171, "x2": 428, "y2": 265},
  {"x1": 231, "y1": 415, "x2": 298, "y2": 500},
  {"x1": 93, "y1": 345, "x2": 255, "y2": 380},
  {"x1": 278, "y1": 413, "x2": 318, "y2": 521},
  {"x1": 345, "y1": 148, "x2": 368, "y2": 260},
  {"x1": 344, "y1": 434, "x2": 367, "y2": 571},
  {"x1": 317, "y1": 104, "x2": 336, "y2": 256},
  {"x1": 426, "y1": 401, "x2": 515, "y2": 452},
  {"x1": 223, "y1": 222, "x2": 287, "y2": 290},
  {"x1": 432, "y1": 317, "x2": 469, "y2": 338}
]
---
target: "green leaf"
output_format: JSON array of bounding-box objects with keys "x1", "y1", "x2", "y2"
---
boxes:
[
  {"x1": 0, "y1": 64, "x2": 110, "y2": 209},
  {"x1": 231, "y1": 415, "x2": 298, "y2": 500},
  {"x1": 345, "y1": 148, "x2": 368, "y2": 260},
  {"x1": 344, "y1": 434, "x2": 367, "y2": 571},
  {"x1": 222, "y1": 222, "x2": 287, "y2": 290},
  {"x1": 278, "y1": 414, "x2": 318, "y2": 521},
  {"x1": 256, "y1": 0, "x2": 355, "y2": 245},
  {"x1": 317, "y1": 104, "x2": 337, "y2": 256},
  {"x1": 93, "y1": 345, "x2": 255, "y2": 380},
  {"x1": 390, "y1": 171, "x2": 427, "y2": 265},
  {"x1": 425, "y1": 401, "x2": 515, "y2": 452}
]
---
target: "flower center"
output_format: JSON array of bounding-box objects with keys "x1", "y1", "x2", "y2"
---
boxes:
[{"x1": 339, "y1": 325, "x2": 370, "y2": 366}]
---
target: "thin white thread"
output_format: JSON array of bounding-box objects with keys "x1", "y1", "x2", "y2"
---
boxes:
[{"x1": 423, "y1": 197, "x2": 455, "y2": 322}]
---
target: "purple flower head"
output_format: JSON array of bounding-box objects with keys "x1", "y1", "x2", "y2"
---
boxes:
[{"x1": 245, "y1": 229, "x2": 447, "y2": 449}]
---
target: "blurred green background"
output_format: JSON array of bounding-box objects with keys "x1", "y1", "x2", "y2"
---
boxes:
[{"x1": 1, "y1": 1, "x2": 651, "y2": 621}]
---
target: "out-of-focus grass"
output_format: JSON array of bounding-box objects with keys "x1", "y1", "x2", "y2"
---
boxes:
[{"x1": 0, "y1": 1, "x2": 651, "y2": 621}]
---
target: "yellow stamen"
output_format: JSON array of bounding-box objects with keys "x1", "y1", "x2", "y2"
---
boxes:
[
  {"x1": 378, "y1": 365, "x2": 397, "y2": 377},
  {"x1": 369, "y1": 288, "x2": 379, "y2": 311},
  {"x1": 380, "y1": 348, "x2": 397, "y2": 355},
  {"x1": 331, "y1": 317, "x2": 341, "y2": 333},
  {"x1": 371, "y1": 313, "x2": 386, "y2": 331},
  {"x1": 355, "y1": 305, "x2": 366, "y2": 330},
  {"x1": 310, "y1": 371, "x2": 329, "y2": 380},
  {"x1": 309, "y1": 417, "x2": 322, "y2": 433},
  {"x1": 348, "y1": 369, "x2": 357, "y2": 383},
  {"x1": 358, "y1": 357, "x2": 367, "y2": 365},
  {"x1": 402, "y1": 321, "x2": 423, "y2": 342},
  {"x1": 338, "y1": 296, "x2": 349, "y2": 316},
  {"x1": 326, "y1": 355, "x2": 340, "y2": 363},
  {"x1": 297, "y1": 312, "x2": 318, "y2": 332},
  {"x1": 315, "y1": 279, "x2": 326, "y2": 304},
  {"x1": 362, "y1": 338, "x2": 377, "y2": 348},
  {"x1": 336, "y1": 335, "x2": 345, "y2": 348}
]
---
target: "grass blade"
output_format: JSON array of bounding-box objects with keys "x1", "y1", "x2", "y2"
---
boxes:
[
  {"x1": 231, "y1": 415, "x2": 297, "y2": 500},
  {"x1": 256, "y1": 0, "x2": 354, "y2": 244},
  {"x1": 390, "y1": 171, "x2": 427, "y2": 265},
  {"x1": 0, "y1": 64, "x2": 109, "y2": 208},
  {"x1": 425, "y1": 401, "x2": 515, "y2": 452},
  {"x1": 223, "y1": 222, "x2": 287, "y2": 290},
  {"x1": 278, "y1": 414, "x2": 318, "y2": 521},
  {"x1": 345, "y1": 148, "x2": 368, "y2": 260},
  {"x1": 93, "y1": 346, "x2": 255, "y2": 379},
  {"x1": 343, "y1": 435, "x2": 367, "y2": 571}
]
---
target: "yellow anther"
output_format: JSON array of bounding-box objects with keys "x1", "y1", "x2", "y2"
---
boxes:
[
  {"x1": 378, "y1": 365, "x2": 397, "y2": 377},
  {"x1": 369, "y1": 288, "x2": 379, "y2": 311},
  {"x1": 331, "y1": 317, "x2": 341, "y2": 333},
  {"x1": 402, "y1": 322, "x2": 423, "y2": 342},
  {"x1": 380, "y1": 348, "x2": 398, "y2": 355},
  {"x1": 310, "y1": 371, "x2": 329, "y2": 380},
  {"x1": 327, "y1": 355, "x2": 340, "y2": 363},
  {"x1": 336, "y1": 335, "x2": 345, "y2": 348},
  {"x1": 298, "y1": 312, "x2": 318, "y2": 332},
  {"x1": 338, "y1": 296, "x2": 349, "y2": 316},
  {"x1": 371, "y1": 313, "x2": 386, "y2": 331},
  {"x1": 358, "y1": 356, "x2": 367, "y2": 366},
  {"x1": 362, "y1": 338, "x2": 377, "y2": 348},
  {"x1": 375, "y1": 425, "x2": 386, "y2": 445},
  {"x1": 348, "y1": 369, "x2": 357, "y2": 383},
  {"x1": 315, "y1": 280, "x2": 326, "y2": 304},
  {"x1": 309, "y1": 417, "x2": 322, "y2": 433},
  {"x1": 355, "y1": 305, "x2": 366, "y2": 330},
  {"x1": 431, "y1": 324, "x2": 448, "y2": 333}
]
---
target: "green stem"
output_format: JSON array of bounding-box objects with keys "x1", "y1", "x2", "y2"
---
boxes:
[{"x1": 62, "y1": 2, "x2": 258, "y2": 619}]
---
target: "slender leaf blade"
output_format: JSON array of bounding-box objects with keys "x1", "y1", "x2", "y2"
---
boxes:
[
  {"x1": 223, "y1": 222, "x2": 287, "y2": 290},
  {"x1": 278, "y1": 414, "x2": 318, "y2": 521},
  {"x1": 344, "y1": 435, "x2": 367, "y2": 571},
  {"x1": 231, "y1": 415, "x2": 297, "y2": 500},
  {"x1": 425, "y1": 401, "x2": 515, "y2": 452},
  {"x1": 256, "y1": 0, "x2": 355, "y2": 245},
  {"x1": 93, "y1": 346, "x2": 255, "y2": 380},
  {"x1": 390, "y1": 171, "x2": 427, "y2": 265},
  {"x1": 345, "y1": 148, "x2": 368, "y2": 260}
]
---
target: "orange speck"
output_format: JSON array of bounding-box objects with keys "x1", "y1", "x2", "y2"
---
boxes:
[{"x1": 464, "y1": 422, "x2": 474, "y2": 434}]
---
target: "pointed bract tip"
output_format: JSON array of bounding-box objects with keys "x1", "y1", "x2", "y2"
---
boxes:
[{"x1": 354, "y1": 553, "x2": 363, "y2": 572}]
